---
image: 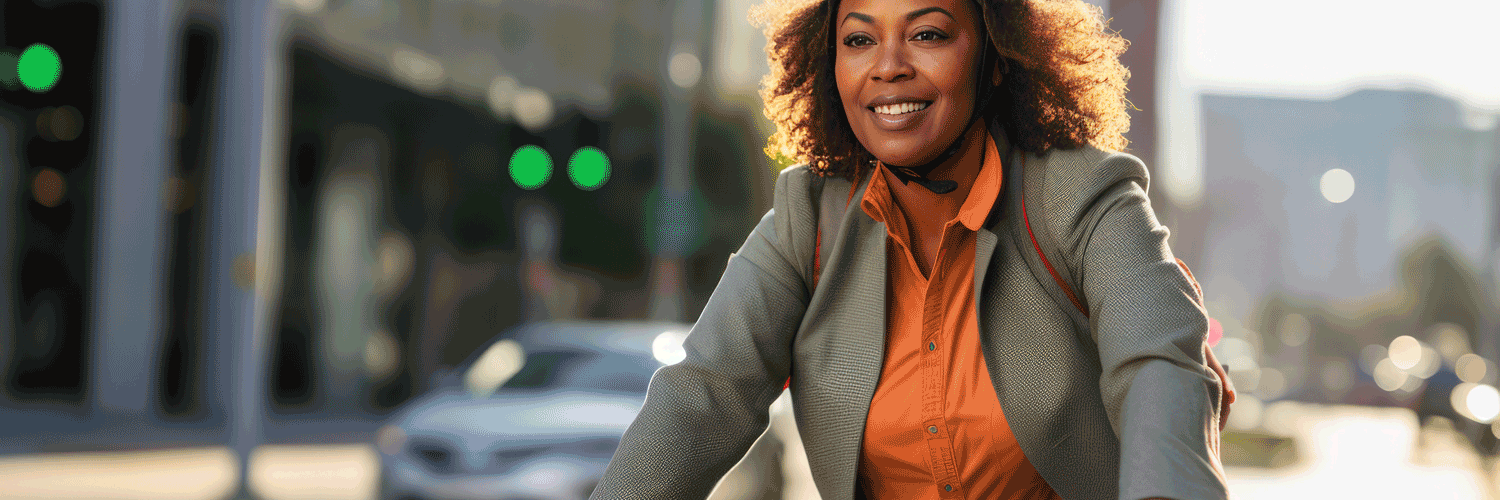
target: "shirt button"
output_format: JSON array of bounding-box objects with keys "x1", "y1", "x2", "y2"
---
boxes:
[
  {"x1": 928, "y1": 425, "x2": 938, "y2": 434},
  {"x1": 928, "y1": 342, "x2": 936, "y2": 351},
  {"x1": 945, "y1": 484, "x2": 953, "y2": 492}
]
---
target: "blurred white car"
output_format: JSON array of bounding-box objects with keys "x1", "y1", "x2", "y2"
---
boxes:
[{"x1": 376, "y1": 320, "x2": 691, "y2": 500}]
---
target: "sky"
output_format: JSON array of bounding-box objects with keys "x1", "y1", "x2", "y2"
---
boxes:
[
  {"x1": 1158, "y1": 0, "x2": 1500, "y2": 205},
  {"x1": 1170, "y1": 0, "x2": 1500, "y2": 108}
]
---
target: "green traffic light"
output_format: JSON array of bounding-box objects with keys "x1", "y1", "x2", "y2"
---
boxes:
[
  {"x1": 18, "y1": 44, "x2": 61, "y2": 93},
  {"x1": 509, "y1": 145, "x2": 551, "y2": 190},
  {"x1": 568, "y1": 146, "x2": 610, "y2": 190}
]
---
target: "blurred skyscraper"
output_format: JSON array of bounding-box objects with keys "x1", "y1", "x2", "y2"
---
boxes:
[{"x1": 1196, "y1": 89, "x2": 1499, "y2": 360}]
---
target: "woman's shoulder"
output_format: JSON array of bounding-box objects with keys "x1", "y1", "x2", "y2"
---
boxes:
[
  {"x1": 1027, "y1": 144, "x2": 1151, "y2": 201},
  {"x1": 772, "y1": 164, "x2": 819, "y2": 218},
  {"x1": 1021, "y1": 144, "x2": 1158, "y2": 247},
  {"x1": 771, "y1": 163, "x2": 859, "y2": 215}
]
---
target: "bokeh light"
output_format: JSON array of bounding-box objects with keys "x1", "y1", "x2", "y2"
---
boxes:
[
  {"x1": 1374, "y1": 358, "x2": 1408, "y2": 391},
  {"x1": 1397, "y1": 371, "x2": 1423, "y2": 393},
  {"x1": 669, "y1": 51, "x2": 702, "y2": 89},
  {"x1": 1258, "y1": 367, "x2": 1287, "y2": 399},
  {"x1": 512, "y1": 87, "x2": 554, "y2": 132},
  {"x1": 18, "y1": 43, "x2": 61, "y2": 93},
  {"x1": 1278, "y1": 313, "x2": 1311, "y2": 347},
  {"x1": 508, "y1": 145, "x2": 552, "y2": 190},
  {"x1": 51, "y1": 105, "x2": 83, "y2": 141},
  {"x1": 373, "y1": 231, "x2": 415, "y2": 300},
  {"x1": 1428, "y1": 323, "x2": 1470, "y2": 366},
  {"x1": 31, "y1": 168, "x2": 66, "y2": 207},
  {"x1": 652, "y1": 330, "x2": 688, "y2": 365},
  {"x1": 463, "y1": 339, "x2": 525, "y2": 398},
  {"x1": 1466, "y1": 384, "x2": 1499, "y2": 423},
  {"x1": 363, "y1": 330, "x2": 399, "y2": 380},
  {"x1": 1410, "y1": 345, "x2": 1441, "y2": 379},
  {"x1": 1388, "y1": 335, "x2": 1421, "y2": 370},
  {"x1": 1455, "y1": 354, "x2": 1488, "y2": 384},
  {"x1": 567, "y1": 147, "x2": 611, "y2": 191},
  {"x1": 1227, "y1": 394, "x2": 1264, "y2": 430},
  {"x1": 486, "y1": 76, "x2": 519, "y2": 119},
  {"x1": 1319, "y1": 168, "x2": 1355, "y2": 203}
]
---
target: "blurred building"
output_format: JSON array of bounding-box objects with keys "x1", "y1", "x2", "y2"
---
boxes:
[
  {"x1": 1194, "y1": 89, "x2": 1500, "y2": 401},
  {"x1": 0, "y1": 0, "x2": 773, "y2": 458}
]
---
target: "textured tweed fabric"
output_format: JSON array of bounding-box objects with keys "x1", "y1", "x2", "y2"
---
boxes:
[{"x1": 589, "y1": 124, "x2": 1228, "y2": 500}]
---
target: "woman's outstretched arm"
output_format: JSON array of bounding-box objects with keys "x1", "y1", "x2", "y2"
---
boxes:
[
  {"x1": 590, "y1": 169, "x2": 818, "y2": 499},
  {"x1": 1075, "y1": 154, "x2": 1230, "y2": 500}
]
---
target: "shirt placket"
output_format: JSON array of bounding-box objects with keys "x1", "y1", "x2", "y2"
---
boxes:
[{"x1": 921, "y1": 223, "x2": 965, "y2": 500}]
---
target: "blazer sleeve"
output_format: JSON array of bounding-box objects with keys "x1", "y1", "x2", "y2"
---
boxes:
[
  {"x1": 588, "y1": 167, "x2": 816, "y2": 499},
  {"x1": 1073, "y1": 155, "x2": 1229, "y2": 500}
]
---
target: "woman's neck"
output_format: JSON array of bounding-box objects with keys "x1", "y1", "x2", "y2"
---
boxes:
[
  {"x1": 928, "y1": 119, "x2": 986, "y2": 182},
  {"x1": 887, "y1": 119, "x2": 987, "y2": 203},
  {"x1": 880, "y1": 118, "x2": 989, "y2": 278}
]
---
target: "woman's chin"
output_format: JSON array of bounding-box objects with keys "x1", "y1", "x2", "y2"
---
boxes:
[
  {"x1": 871, "y1": 150, "x2": 942, "y2": 168},
  {"x1": 861, "y1": 131, "x2": 951, "y2": 168}
]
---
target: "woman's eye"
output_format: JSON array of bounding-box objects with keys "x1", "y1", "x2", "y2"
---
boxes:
[
  {"x1": 911, "y1": 29, "x2": 948, "y2": 42},
  {"x1": 843, "y1": 34, "x2": 874, "y2": 47}
]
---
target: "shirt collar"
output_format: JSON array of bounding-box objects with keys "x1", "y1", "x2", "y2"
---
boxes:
[
  {"x1": 859, "y1": 128, "x2": 1004, "y2": 232},
  {"x1": 956, "y1": 131, "x2": 1004, "y2": 231}
]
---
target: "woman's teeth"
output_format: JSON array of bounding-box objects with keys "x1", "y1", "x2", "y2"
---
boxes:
[{"x1": 873, "y1": 102, "x2": 929, "y2": 115}]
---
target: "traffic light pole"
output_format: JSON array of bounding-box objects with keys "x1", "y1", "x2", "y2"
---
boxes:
[
  {"x1": 91, "y1": 0, "x2": 181, "y2": 425},
  {"x1": 209, "y1": 0, "x2": 289, "y2": 498},
  {"x1": 649, "y1": 0, "x2": 707, "y2": 323}
]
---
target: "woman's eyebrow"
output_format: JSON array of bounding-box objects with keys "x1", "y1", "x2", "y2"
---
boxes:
[
  {"x1": 904, "y1": 7, "x2": 954, "y2": 22},
  {"x1": 841, "y1": 7, "x2": 954, "y2": 27},
  {"x1": 842, "y1": 12, "x2": 874, "y2": 26}
]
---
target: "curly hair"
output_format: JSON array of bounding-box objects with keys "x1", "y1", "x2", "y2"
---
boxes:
[{"x1": 751, "y1": 0, "x2": 1131, "y2": 181}]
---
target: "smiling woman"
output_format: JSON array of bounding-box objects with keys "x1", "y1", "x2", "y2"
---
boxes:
[
  {"x1": 756, "y1": 0, "x2": 1130, "y2": 182},
  {"x1": 587, "y1": 1, "x2": 1231, "y2": 499}
]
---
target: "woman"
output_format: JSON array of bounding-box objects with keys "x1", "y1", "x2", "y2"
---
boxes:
[{"x1": 591, "y1": 0, "x2": 1233, "y2": 498}]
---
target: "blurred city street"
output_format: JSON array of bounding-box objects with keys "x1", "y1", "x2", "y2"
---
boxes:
[
  {"x1": 2, "y1": 0, "x2": 1499, "y2": 498},
  {"x1": 3, "y1": 402, "x2": 1500, "y2": 499}
]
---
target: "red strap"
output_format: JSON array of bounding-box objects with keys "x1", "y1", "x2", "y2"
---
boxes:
[
  {"x1": 1023, "y1": 187, "x2": 1089, "y2": 318},
  {"x1": 1020, "y1": 155, "x2": 1203, "y2": 319},
  {"x1": 1177, "y1": 257, "x2": 1203, "y2": 305}
]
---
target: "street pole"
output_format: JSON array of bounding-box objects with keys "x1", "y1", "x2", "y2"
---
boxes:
[
  {"x1": 91, "y1": 0, "x2": 181, "y2": 424},
  {"x1": 210, "y1": 0, "x2": 288, "y2": 497},
  {"x1": 650, "y1": 0, "x2": 707, "y2": 322}
]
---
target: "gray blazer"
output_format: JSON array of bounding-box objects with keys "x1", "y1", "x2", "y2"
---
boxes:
[{"x1": 591, "y1": 125, "x2": 1229, "y2": 500}]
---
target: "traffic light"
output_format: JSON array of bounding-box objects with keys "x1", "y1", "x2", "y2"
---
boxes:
[
  {"x1": 506, "y1": 145, "x2": 612, "y2": 191},
  {"x1": 2, "y1": 0, "x2": 103, "y2": 402}
]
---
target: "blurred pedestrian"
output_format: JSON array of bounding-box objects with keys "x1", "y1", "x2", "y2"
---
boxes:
[{"x1": 592, "y1": 1, "x2": 1232, "y2": 499}]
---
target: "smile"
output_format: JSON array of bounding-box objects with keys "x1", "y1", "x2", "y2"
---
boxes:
[{"x1": 870, "y1": 101, "x2": 931, "y2": 115}]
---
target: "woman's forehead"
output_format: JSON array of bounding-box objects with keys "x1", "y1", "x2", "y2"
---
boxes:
[{"x1": 835, "y1": 0, "x2": 980, "y2": 20}]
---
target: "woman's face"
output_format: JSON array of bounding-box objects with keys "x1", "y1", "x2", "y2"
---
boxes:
[{"x1": 834, "y1": 0, "x2": 985, "y2": 167}]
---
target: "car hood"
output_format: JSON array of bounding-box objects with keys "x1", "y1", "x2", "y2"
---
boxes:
[{"x1": 396, "y1": 390, "x2": 643, "y2": 448}]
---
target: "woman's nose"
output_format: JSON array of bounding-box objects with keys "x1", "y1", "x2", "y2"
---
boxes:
[{"x1": 870, "y1": 44, "x2": 913, "y2": 83}]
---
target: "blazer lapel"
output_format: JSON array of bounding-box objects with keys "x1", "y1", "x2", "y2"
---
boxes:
[
  {"x1": 974, "y1": 118, "x2": 1014, "y2": 306},
  {"x1": 793, "y1": 173, "x2": 886, "y2": 500}
]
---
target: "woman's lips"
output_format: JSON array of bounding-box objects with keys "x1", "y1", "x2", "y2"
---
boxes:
[{"x1": 866, "y1": 101, "x2": 932, "y2": 131}]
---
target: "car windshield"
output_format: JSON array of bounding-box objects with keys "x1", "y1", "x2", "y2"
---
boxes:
[{"x1": 497, "y1": 349, "x2": 655, "y2": 395}]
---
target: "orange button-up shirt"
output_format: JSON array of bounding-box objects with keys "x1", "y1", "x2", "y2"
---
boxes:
[{"x1": 856, "y1": 125, "x2": 1061, "y2": 500}]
